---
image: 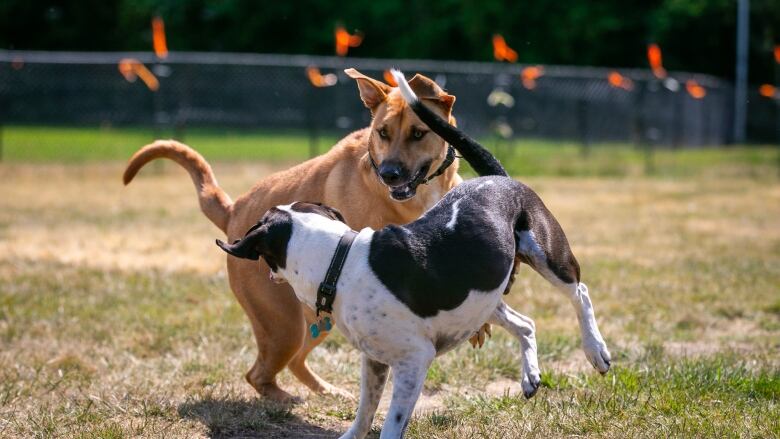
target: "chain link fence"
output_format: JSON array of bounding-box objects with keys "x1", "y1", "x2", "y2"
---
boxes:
[{"x1": 1, "y1": 50, "x2": 777, "y2": 148}]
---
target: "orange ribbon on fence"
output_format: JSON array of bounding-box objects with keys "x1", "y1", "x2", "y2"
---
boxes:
[
  {"x1": 118, "y1": 58, "x2": 160, "y2": 91},
  {"x1": 306, "y1": 66, "x2": 337, "y2": 87},
  {"x1": 607, "y1": 71, "x2": 634, "y2": 91},
  {"x1": 759, "y1": 84, "x2": 777, "y2": 99},
  {"x1": 383, "y1": 70, "x2": 398, "y2": 87},
  {"x1": 685, "y1": 80, "x2": 706, "y2": 99},
  {"x1": 335, "y1": 26, "x2": 363, "y2": 57},
  {"x1": 152, "y1": 17, "x2": 168, "y2": 59},
  {"x1": 520, "y1": 66, "x2": 543, "y2": 89},
  {"x1": 647, "y1": 43, "x2": 667, "y2": 79},
  {"x1": 493, "y1": 35, "x2": 518, "y2": 63}
]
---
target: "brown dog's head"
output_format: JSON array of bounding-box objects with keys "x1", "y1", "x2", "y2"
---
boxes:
[{"x1": 345, "y1": 68, "x2": 456, "y2": 201}]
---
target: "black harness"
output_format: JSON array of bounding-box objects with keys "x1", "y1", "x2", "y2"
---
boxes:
[
  {"x1": 368, "y1": 145, "x2": 457, "y2": 189},
  {"x1": 315, "y1": 230, "x2": 359, "y2": 317}
]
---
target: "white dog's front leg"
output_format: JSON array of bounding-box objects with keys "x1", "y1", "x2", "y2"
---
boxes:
[
  {"x1": 339, "y1": 355, "x2": 389, "y2": 439},
  {"x1": 380, "y1": 348, "x2": 434, "y2": 439},
  {"x1": 489, "y1": 301, "x2": 541, "y2": 398}
]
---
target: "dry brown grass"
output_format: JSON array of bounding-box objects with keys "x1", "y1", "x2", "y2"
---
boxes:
[{"x1": 1, "y1": 161, "x2": 778, "y2": 438}]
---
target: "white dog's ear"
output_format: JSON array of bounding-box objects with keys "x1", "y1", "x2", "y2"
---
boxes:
[
  {"x1": 345, "y1": 68, "x2": 392, "y2": 110},
  {"x1": 408, "y1": 74, "x2": 456, "y2": 115},
  {"x1": 216, "y1": 232, "x2": 264, "y2": 261},
  {"x1": 216, "y1": 207, "x2": 293, "y2": 273},
  {"x1": 290, "y1": 201, "x2": 346, "y2": 223},
  {"x1": 317, "y1": 204, "x2": 346, "y2": 223}
]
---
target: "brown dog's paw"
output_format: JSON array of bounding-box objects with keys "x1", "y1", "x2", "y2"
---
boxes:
[
  {"x1": 247, "y1": 377, "x2": 302, "y2": 404},
  {"x1": 468, "y1": 323, "x2": 492, "y2": 349}
]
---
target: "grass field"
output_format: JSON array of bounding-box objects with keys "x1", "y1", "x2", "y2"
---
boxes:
[
  {"x1": 2, "y1": 125, "x2": 778, "y2": 177},
  {"x1": 0, "y1": 129, "x2": 779, "y2": 438}
]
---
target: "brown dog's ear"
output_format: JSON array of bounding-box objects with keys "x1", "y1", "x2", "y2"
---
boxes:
[
  {"x1": 408, "y1": 74, "x2": 456, "y2": 115},
  {"x1": 408, "y1": 74, "x2": 444, "y2": 98},
  {"x1": 345, "y1": 68, "x2": 391, "y2": 110}
]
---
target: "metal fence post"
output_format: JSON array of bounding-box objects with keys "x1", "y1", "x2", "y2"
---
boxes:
[
  {"x1": 173, "y1": 121, "x2": 186, "y2": 142},
  {"x1": 578, "y1": 98, "x2": 591, "y2": 157},
  {"x1": 671, "y1": 92, "x2": 683, "y2": 149},
  {"x1": 773, "y1": 57, "x2": 780, "y2": 151},
  {"x1": 306, "y1": 85, "x2": 319, "y2": 158},
  {"x1": 633, "y1": 80, "x2": 655, "y2": 174},
  {"x1": 0, "y1": 92, "x2": 4, "y2": 162},
  {"x1": 771, "y1": 59, "x2": 780, "y2": 174},
  {"x1": 733, "y1": 0, "x2": 750, "y2": 144}
]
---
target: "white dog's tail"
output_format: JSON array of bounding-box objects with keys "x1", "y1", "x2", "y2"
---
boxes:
[{"x1": 390, "y1": 69, "x2": 508, "y2": 177}]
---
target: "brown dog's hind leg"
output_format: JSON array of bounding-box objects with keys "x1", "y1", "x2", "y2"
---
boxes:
[
  {"x1": 243, "y1": 313, "x2": 305, "y2": 402},
  {"x1": 245, "y1": 356, "x2": 297, "y2": 402},
  {"x1": 287, "y1": 307, "x2": 355, "y2": 400},
  {"x1": 228, "y1": 258, "x2": 307, "y2": 402}
]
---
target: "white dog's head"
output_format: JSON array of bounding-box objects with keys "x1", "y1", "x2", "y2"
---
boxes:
[{"x1": 216, "y1": 202, "x2": 348, "y2": 284}]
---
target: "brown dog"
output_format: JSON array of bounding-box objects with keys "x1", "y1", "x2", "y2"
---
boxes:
[{"x1": 123, "y1": 69, "x2": 464, "y2": 401}]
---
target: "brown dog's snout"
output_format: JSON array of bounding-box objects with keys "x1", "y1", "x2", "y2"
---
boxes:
[{"x1": 378, "y1": 160, "x2": 409, "y2": 186}]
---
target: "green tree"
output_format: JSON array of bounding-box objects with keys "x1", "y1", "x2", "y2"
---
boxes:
[{"x1": 1, "y1": 0, "x2": 777, "y2": 82}]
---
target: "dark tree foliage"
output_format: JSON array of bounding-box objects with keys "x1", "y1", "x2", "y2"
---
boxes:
[{"x1": 0, "y1": 0, "x2": 777, "y2": 82}]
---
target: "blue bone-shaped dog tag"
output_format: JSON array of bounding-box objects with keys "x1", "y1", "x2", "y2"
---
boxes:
[{"x1": 309, "y1": 317, "x2": 333, "y2": 339}]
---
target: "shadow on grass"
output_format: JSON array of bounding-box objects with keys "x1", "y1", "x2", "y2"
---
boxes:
[{"x1": 178, "y1": 397, "x2": 341, "y2": 439}]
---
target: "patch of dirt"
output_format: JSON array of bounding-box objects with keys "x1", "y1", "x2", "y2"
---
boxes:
[{"x1": 484, "y1": 378, "x2": 525, "y2": 397}]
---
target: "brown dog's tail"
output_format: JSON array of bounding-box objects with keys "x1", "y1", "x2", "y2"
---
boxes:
[{"x1": 123, "y1": 140, "x2": 233, "y2": 233}]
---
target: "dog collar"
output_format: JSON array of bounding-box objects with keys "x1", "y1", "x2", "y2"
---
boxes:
[
  {"x1": 421, "y1": 145, "x2": 457, "y2": 185},
  {"x1": 315, "y1": 229, "x2": 359, "y2": 317},
  {"x1": 367, "y1": 145, "x2": 457, "y2": 188}
]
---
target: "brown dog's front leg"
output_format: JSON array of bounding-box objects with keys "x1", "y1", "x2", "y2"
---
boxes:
[
  {"x1": 469, "y1": 256, "x2": 520, "y2": 349},
  {"x1": 468, "y1": 323, "x2": 492, "y2": 349},
  {"x1": 288, "y1": 307, "x2": 355, "y2": 400},
  {"x1": 504, "y1": 256, "x2": 522, "y2": 295}
]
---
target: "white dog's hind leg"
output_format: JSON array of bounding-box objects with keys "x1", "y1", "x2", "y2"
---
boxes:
[
  {"x1": 536, "y1": 274, "x2": 611, "y2": 373},
  {"x1": 489, "y1": 301, "x2": 541, "y2": 398},
  {"x1": 561, "y1": 281, "x2": 611, "y2": 373},
  {"x1": 339, "y1": 355, "x2": 389, "y2": 439},
  {"x1": 516, "y1": 227, "x2": 611, "y2": 374},
  {"x1": 380, "y1": 347, "x2": 434, "y2": 439}
]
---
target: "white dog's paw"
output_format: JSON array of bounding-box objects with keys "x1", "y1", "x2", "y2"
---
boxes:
[
  {"x1": 337, "y1": 428, "x2": 362, "y2": 439},
  {"x1": 583, "y1": 338, "x2": 611, "y2": 374},
  {"x1": 521, "y1": 369, "x2": 542, "y2": 399}
]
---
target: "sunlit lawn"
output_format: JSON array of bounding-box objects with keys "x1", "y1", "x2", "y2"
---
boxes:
[
  {"x1": 3, "y1": 124, "x2": 777, "y2": 178},
  {"x1": 0, "y1": 134, "x2": 778, "y2": 437}
]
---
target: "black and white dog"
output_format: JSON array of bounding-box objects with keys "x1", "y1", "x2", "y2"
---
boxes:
[{"x1": 217, "y1": 70, "x2": 610, "y2": 439}]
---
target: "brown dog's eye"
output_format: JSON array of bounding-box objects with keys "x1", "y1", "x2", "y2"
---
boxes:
[
  {"x1": 412, "y1": 128, "x2": 426, "y2": 140},
  {"x1": 378, "y1": 128, "x2": 389, "y2": 139}
]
